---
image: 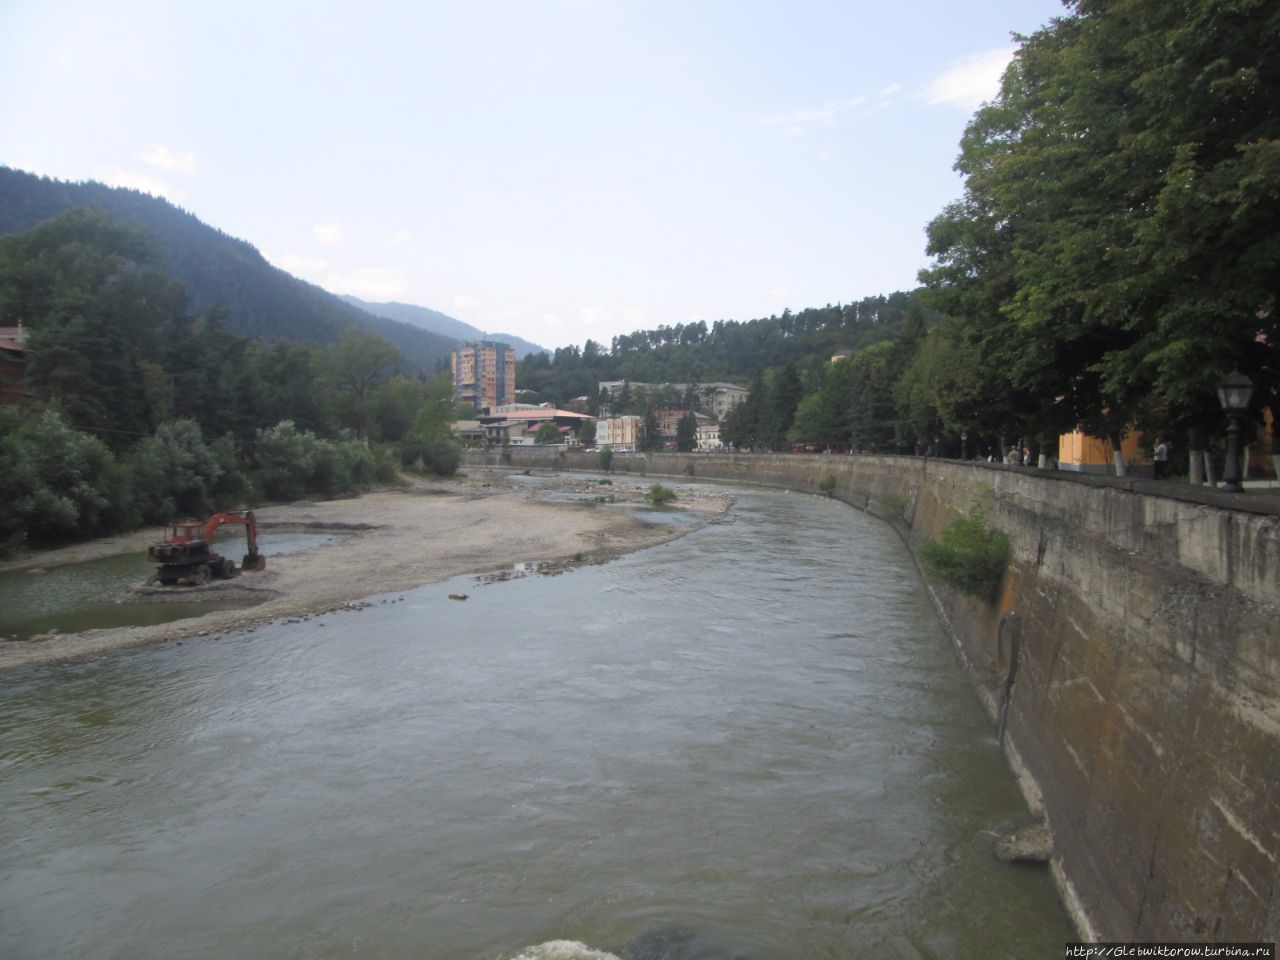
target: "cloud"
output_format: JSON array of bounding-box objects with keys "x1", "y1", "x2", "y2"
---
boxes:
[
  {"x1": 390, "y1": 229, "x2": 412, "y2": 245},
  {"x1": 141, "y1": 144, "x2": 197, "y2": 173},
  {"x1": 454, "y1": 293, "x2": 482, "y2": 310},
  {"x1": 580, "y1": 304, "x2": 650, "y2": 330},
  {"x1": 764, "y1": 79, "x2": 910, "y2": 136},
  {"x1": 265, "y1": 254, "x2": 409, "y2": 301},
  {"x1": 326, "y1": 267, "x2": 410, "y2": 301},
  {"x1": 268, "y1": 253, "x2": 330, "y2": 277},
  {"x1": 764, "y1": 96, "x2": 870, "y2": 135},
  {"x1": 313, "y1": 221, "x2": 345, "y2": 246},
  {"x1": 542, "y1": 312, "x2": 564, "y2": 328},
  {"x1": 95, "y1": 166, "x2": 185, "y2": 202},
  {"x1": 922, "y1": 48, "x2": 1014, "y2": 109}
]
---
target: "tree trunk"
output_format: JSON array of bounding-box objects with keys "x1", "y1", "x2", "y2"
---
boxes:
[
  {"x1": 1264, "y1": 407, "x2": 1274, "y2": 481},
  {"x1": 1188, "y1": 426, "x2": 1205, "y2": 484},
  {"x1": 1110, "y1": 432, "x2": 1127, "y2": 477}
]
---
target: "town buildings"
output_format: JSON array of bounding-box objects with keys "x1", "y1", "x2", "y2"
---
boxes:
[
  {"x1": 475, "y1": 405, "x2": 593, "y2": 446},
  {"x1": 451, "y1": 341, "x2": 516, "y2": 413},
  {"x1": 596, "y1": 381, "x2": 748, "y2": 419}
]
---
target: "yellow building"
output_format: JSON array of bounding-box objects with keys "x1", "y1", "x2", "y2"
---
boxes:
[
  {"x1": 1057, "y1": 429, "x2": 1144, "y2": 474},
  {"x1": 451, "y1": 341, "x2": 516, "y2": 413},
  {"x1": 1060, "y1": 411, "x2": 1276, "y2": 477}
]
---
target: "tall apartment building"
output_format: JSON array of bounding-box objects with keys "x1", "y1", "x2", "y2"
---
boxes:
[{"x1": 452, "y1": 341, "x2": 516, "y2": 413}]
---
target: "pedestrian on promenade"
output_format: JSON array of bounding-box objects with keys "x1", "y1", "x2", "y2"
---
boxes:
[{"x1": 1153, "y1": 437, "x2": 1169, "y2": 480}]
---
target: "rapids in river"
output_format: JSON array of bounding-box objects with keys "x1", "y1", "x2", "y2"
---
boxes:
[{"x1": 0, "y1": 482, "x2": 1070, "y2": 958}]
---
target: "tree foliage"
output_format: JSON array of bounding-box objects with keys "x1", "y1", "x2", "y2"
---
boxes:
[{"x1": 920, "y1": 0, "x2": 1280, "y2": 443}]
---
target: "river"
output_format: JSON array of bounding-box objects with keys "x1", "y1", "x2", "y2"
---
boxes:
[{"x1": 0, "y1": 483, "x2": 1070, "y2": 958}]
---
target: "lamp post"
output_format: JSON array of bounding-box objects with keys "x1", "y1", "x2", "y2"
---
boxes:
[
  {"x1": 961, "y1": 431, "x2": 969, "y2": 461},
  {"x1": 1217, "y1": 370, "x2": 1254, "y2": 493}
]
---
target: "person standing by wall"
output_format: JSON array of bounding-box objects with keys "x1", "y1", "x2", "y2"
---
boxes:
[{"x1": 1153, "y1": 437, "x2": 1169, "y2": 480}]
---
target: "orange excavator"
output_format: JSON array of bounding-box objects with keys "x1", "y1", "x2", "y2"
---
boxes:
[{"x1": 147, "y1": 510, "x2": 267, "y2": 586}]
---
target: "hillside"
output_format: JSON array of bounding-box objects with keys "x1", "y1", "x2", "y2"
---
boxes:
[
  {"x1": 341, "y1": 295, "x2": 547, "y2": 359},
  {"x1": 0, "y1": 167, "x2": 458, "y2": 373}
]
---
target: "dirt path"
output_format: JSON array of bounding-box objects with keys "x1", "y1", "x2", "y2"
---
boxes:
[{"x1": 0, "y1": 469, "x2": 732, "y2": 670}]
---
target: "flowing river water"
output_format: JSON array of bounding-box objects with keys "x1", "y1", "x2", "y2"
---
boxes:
[{"x1": 0, "y1": 483, "x2": 1071, "y2": 958}]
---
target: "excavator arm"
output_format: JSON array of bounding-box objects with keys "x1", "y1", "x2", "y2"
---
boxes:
[{"x1": 198, "y1": 511, "x2": 265, "y2": 572}]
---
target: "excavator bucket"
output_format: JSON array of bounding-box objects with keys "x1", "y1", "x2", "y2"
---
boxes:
[{"x1": 243, "y1": 551, "x2": 267, "y2": 573}]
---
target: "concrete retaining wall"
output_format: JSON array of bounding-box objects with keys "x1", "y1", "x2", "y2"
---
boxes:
[{"x1": 463, "y1": 448, "x2": 1280, "y2": 942}]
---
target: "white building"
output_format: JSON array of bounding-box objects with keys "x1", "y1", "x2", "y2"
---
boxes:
[
  {"x1": 696, "y1": 420, "x2": 723, "y2": 451},
  {"x1": 596, "y1": 381, "x2": 748, "y2": 419},
  {"x1": 595, "y1": 415, "x2": 642, "y2": 452}
]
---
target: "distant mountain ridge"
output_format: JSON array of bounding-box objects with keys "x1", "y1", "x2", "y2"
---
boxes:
[
  {"x1": 0, "y1": 167, "x2": 458, "y2": 374},
  {"x1": 341, "y1": 296, "x2": 547, "y2": 360}
]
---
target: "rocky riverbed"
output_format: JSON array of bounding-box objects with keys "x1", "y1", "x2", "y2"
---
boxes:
[{"x1": 0, "y1": 469, "x2": 732, "y2": 670}]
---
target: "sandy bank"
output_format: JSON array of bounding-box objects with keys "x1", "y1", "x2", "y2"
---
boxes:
[{"x1": 0, "y1": 469, "x2": 732, "y2": 671}]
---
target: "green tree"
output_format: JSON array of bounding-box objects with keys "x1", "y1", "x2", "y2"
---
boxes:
[
  {"x1": 762, "y1": 362, "x2": 804, "y2": 449},
  {"x1": 922, "y1": 0, "x2": 1280, "y2": 456},
  {"x1": 400, "y1": 375, "x2": 461, "y2": 475},
  {"x1": 322, "y1": 328, "x2": 401, "y2": 439},
  {"x1": 0, "y1": 406, "x2": 127, "y2": 552},
  {"x1": 535, "y1": 421, "x2": 562, "y2": 444},
  {"x1": 373, "y1": 375, "x2": 427, "y2": 443},
  {"x1": 675, "y1": 410, "x2": 697, "y2": 452},
  {"x1": 0, "y1": 209, "x2": 187, "y2": 440},
  {"x1": 126, "y1": 419, "x2": 247, "y2": 523},
  {"x1": 640, "y1": 408, "x2": 662, "y2": 451}
]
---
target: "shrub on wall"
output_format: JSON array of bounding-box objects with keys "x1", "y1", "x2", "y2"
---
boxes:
[
  {"x1": 881, "y1": 492, "x2": 910, "y2": 518},
  {"x1": 919, "y1": 504, "x2": 1010, "y2": 601}
]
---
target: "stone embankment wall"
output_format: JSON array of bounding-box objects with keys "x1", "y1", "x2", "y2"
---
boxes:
[{"x1": 464, "y1": 447, "x2": 1280, "y2": 942}]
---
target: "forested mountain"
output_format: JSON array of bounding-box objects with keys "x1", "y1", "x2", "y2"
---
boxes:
[
  {"x1": 518, "y1": 292, "x2": 924, "y2": 406},
  {"x1": 0, "y1": 167, "x2": 457, "y2": 373},
  {"x1": 341, "y1": 295, "x2": 547, "y2": 359},
  {"x1": 0, "y1": 208, "x2": 463, "y2": 552}
]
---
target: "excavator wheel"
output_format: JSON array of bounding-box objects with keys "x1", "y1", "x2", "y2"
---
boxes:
[
  {"x1": 193, "y1": 564, "x2": 212, "y2": 586},
  {"x1": 222, "y1": 558, "x2": 238, "y2": 578}
]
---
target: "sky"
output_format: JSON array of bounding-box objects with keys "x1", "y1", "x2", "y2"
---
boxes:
[{"x1": 1, "y1": 0, "x2": 1068, "y2": 351}]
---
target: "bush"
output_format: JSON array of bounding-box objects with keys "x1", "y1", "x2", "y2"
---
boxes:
[
  {"x1": 253, "y1": 421, "x2": 321, "y2": 501},
  {"x1": 398, "y1": 433, "x2": 461, "y2": 477},
  {"x1": 919, "y1": 505, "x2": 1010, "y2": 601},
  {"x1": 372, "y1": 448, "x2": 400, "y2": 484},
  {"x1": 818, "y1": 472, "x2": 837, "y2": 495},
  {"x1": 0, "y1": 407, "x2": 128, "y2": 552},
  {"x1": 127, "y1": 420, "x2": 248, "y2": 522},
  {"x1": 646, "y1": 483, "x2": 678, "y2": 506},
  {"x1": 598, "y1": 445, "x2": 614, "y2": 472},
  {"x1": 881, "y1": 492, "x2": 910, "y2": 518}
]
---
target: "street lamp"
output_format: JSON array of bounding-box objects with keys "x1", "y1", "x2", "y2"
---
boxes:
[{"x1": 1217, "y1": 370, "x2": 1254, "y2": 493}]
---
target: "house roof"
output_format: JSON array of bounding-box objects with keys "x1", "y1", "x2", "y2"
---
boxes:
[
  {"x1": 0, "y1": 337, "x2": 25, "y2": 353},
  {"x1": 479, "y1": 408, "x2": 592, "y2": 423}
]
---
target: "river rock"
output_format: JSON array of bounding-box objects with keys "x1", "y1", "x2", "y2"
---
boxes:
[{"x1": 994, "y1": 822, "x2": 1053, "y2": 863}]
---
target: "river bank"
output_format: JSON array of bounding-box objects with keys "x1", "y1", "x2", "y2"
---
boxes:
[{"x1": 0, "y1": 469, "x2": 732, "y2": 671}]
